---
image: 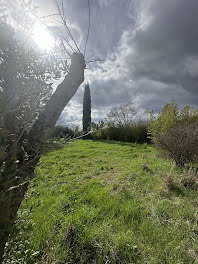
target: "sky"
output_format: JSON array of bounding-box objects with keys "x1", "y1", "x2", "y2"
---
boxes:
[{"x1": 4, "y1": 0, "x2": 198, "y2": 128}]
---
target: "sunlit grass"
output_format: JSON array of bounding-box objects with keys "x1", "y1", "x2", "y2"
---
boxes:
[{"x1": 4, "y1": 140, "x2": 198, "y2": 263}]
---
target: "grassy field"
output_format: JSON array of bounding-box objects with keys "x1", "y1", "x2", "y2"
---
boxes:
[{"x1": 4, "y1": 140, "x2": 198, "y2": 264}]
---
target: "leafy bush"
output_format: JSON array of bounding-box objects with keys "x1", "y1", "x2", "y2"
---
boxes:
[
  {"x1": 156, "y1": 121, "x2": 198, "y2": 166},
  {"x1": 92, "y1": 120, "x2": 149, "y2": 143},
  {"x1": 148, "y1": 101, "x2": 198, "y2": 166},
  {"x1": 52, "y1": 126, "x2": 74, "y2": 139},
  {"x1": 148, "y1": 101, "x2": 198, "y2": 143},
  {"x1": 91, "y1": 103, "x2": 150, "y2": 143}
]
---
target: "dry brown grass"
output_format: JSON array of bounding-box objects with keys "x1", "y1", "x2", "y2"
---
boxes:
[{"x1": 180, "y1": 167, "x2": 198, "y2": 190}]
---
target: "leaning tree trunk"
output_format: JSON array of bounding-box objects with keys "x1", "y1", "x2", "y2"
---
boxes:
[{"x1": 0, "y1": 52, "x2": 85, "y2": 262}]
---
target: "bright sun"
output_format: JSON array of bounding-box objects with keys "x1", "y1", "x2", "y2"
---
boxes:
[{"x1": 32, "y1": 23, "x2": 55, "y2": 51}]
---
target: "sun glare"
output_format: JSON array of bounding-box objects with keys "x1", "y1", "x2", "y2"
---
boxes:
[{"x1": 32, "y1": 23, "x2": 55, "y2": 52}]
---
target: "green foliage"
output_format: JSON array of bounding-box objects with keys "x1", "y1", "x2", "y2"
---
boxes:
[
  {"x1": 148, "y1": 100, "x2": 198, "y2": 143},
  {"x1": 0, "y1": 22, "x2": 68, "y2": 130},
  {"x1": 148, "y1": 100, "x2": 179, "y2": 142},
  {"x1": 156, "y1": 121, "x2": 198, "y2": 166},
  {"x1": 0, "y1": 21, "x2": 67, "y2": 188},
  {"x1": 148, "y1": 101, "x2": 198, "y2": 166},
  {"x1": 3, "y1": 141, "x2": 198, "y2": 263},
  {"x1": 52, "y1": 125, "x2": 74, "y2": 139},
  {"x1": 92, "y1": 120, "x2": 149, "y2": 143},
  {"x1": 92, "y1": 103, "x2": 149, "y2": 143},
  {"x1": 83, "y1": 83, "x2": 91, "y2": 132}
]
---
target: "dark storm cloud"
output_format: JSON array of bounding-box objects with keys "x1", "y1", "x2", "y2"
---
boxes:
[
  {"x1": 87, "y1": 0, "x2": 198, "y2": 119},
  {"x1": 129, "y1": 0, "x2": 198, "y2": 83},
  {"x1": 54, "y1": 0, "x2": 134, "y2": 57},
  {"x1": 8, "y1": 0, "x2": 198, "y2": 126},
  {"x1": 36, "y1": 0, "x2": 198, "y2": 125}
]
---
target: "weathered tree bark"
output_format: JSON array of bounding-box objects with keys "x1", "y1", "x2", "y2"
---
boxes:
[
  {"x1": 0, "y1": 182, "x2": 29, "y2": 262},
  {"x1": 0, "y1": 52, "x2": 85, "y2": 262},
  {"x1": 28, "y1": 52, "x2": 85, "y2": 146}
]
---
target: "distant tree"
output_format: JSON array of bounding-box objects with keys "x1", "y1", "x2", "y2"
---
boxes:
[
  {"x1": 106, "y1": 102, "x2": 137, "y2": 127},
  {"x1": 91, "y1": 104, "x2": 149, "y2": 143},
  {"x1": 82, "y1": 83, "x2": 91, "y2": 132}
]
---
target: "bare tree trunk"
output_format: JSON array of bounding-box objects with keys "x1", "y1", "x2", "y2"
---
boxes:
[
  {"x1": 28, "y1": 52, "x2": 85, "y2": 146},
  {"x1": 0, "y1": 182, "x2": 28, "y2": 263},
  {"x1": 0, "y1": 52, "x2": 85, "y2": 262}
]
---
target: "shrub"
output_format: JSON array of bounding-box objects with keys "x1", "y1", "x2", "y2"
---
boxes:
[
  {"x1": 128, "y1": 120, "x2": 148, "y2": 143},
  {"x1": 148, "y1": 101, "x2": 198, "y2": 143},
  {"x1": 92, "y1": 103, "x2": 150, "y2": 143},
  {"x1": 156, "y1": 121, "x2": 198, "y2": 166},
  {"x1": 148, "y1": 101, "x2": 198, "y2": 166},
  {"x1": 92, "y1": 120, "x2": 149, "y2": 143},
  {"x1": 148, "y1": 101, "x2": 179, "y2": 143},
  {"x1": 52, "y1": 126, "x2": 74, "y2": 139}
]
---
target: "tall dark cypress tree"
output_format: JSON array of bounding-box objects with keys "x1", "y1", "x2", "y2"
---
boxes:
[{"x1": 83, "y1": 83, "x2": 91, "y2": 132}]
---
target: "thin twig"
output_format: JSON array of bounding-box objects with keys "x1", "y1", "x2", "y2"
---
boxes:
[
  {"x1": 69, "y1": 130, "x2": 93, "y2": 141},
  {"x1": 56, "y1": 0, "x2": 80, "y2": 53},
  {"x1": 21, "y1": 0, "x2": 72, "y2": 57},
  {"x1": 84, "y1": 0, "x2": 91, "y2": 56},
  {"x1": 60, "y1": 39, "x2": 72, "y2": 57},
  {"x1": 61, "y1": 0, "x2": 65, "y2": 20},
  {"x1": 40, "y1": 13, "x2": 60, "y2": 19},
  {"x1": 60, "y1": 35, "x2": 76, "y2": 53},
  {"x1": 86, "y1": 58, "x2": 104, "y2": 64}
]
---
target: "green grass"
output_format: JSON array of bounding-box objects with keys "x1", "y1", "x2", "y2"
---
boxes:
[{"x1": 4, "y1": 140, "x2": 198, "y2": 264}]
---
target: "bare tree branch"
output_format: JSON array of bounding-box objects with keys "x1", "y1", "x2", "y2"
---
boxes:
[
  {"x1": 84, "y1": 0, "x2": 91, "y2": 56},
  {"x1": 55, "y1": 0, "x2": 80, "y2": 53},
  {"x1": 86, "y1": 58, "x2": 104, "y2": 64},
  {"x1": 40, "y1": 13, "x2": 60, "y2": 19}
]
